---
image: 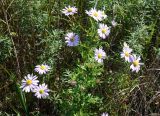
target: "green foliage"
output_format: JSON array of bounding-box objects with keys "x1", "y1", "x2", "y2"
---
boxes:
[
  {"x1": 38, "y1": 30, "x2": 63, "y2": 66},
  {"x1": 60, "y1": 57, "x2": 103, "y2": 115},
  {"x1": 0, "y1": 35, "x2": 12, "y2": 62}
]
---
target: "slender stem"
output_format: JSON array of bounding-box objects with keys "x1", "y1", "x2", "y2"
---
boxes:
[{"x1": 94, "y1": 0, "x2": 99, "y2": 8}]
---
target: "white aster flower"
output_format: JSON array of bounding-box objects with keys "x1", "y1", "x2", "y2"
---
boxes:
[
  {"x1": 101, "y1": 112, "x2": 109, "y2": 116},
  {"x1": 121, "y1": 42, "x2": 132, "y2": 62},
  {"x1": 129, "y1": 54, "x2": 143, "y2": 73},
  {"x1": 34, "y1": 83, "x2": 50, "y2": 99},
  {"x1": 86, "y1": 8, "x2": 106, "y2": 22},
  {"x1": 20, "y1": 74, "x2": 39, "y2": 93},
  {"x1": 62, "y1": 6, "x2": 77, "y2": 16},
  {"x1": 35, "y1": 64, "x2": 51, "y2": 75},
  {"x1": 94, "y1": 48, "x2": 106, "y2": 63},
  {"x1": 98, "y1": 23, "x2": 110, "y2": 39}
]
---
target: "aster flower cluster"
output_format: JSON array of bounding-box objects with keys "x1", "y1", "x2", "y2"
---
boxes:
[
  {"x1": 85, "y1": 8, "x2": 118, "y2": 39},
  {"x1": 61, "y1": 6, "x2": 118, "y2": 64},
  {"x1": 121, "y1": 42, "x2": 143, "y2": 73},
  {"x1": 20, "y1": 64, "x2": 50, "y2": 99},
  {"x1": 62, "y1": 6, "x2": 79, "y2": 47},
  {"x1": 62, "y1": 5, "x2": 117, "y2": 46},
  {"x1": 85, "y1": 8, "x2": 113, "y2": 39}
]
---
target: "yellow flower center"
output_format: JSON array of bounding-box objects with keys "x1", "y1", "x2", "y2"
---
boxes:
[
  {"x1": 40, "y1": 65, "x2": 46, "y2": 70},
  {"x1": 124, "y1": 52, "x2": 130, "y2": 57},
  {"x1": 133, "y1": 60, "x2": 139, "y2": 67},
  {"x1": 67, "y1": 8, "x2": 72, "y2": 12},
  {"x1": 98, "y1": 53, "x2": 102, "y2": 59},
  {"x1": 39, "y1": 89, "x2": 44, "y2": 94},
  {"x1": 102, "y1": 29, "x2": 106, "y2": 33},
  {"x1": 70, "y1": 37, "x2": 75, "y2": 42},
  {"x1": 93, "y1": 12, "x2": 98, "y2": 17},
  {"x1": 26, "y1": 80, "x2": 32, "y2": 85}
]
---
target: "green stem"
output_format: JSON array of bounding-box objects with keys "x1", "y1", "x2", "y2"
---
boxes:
[
  {"x1": 94, "y1": 0, "x2": 99, "y2": 8},
  {"x1": 15, "y1": 83, "x2": 29, "y2": 116}
]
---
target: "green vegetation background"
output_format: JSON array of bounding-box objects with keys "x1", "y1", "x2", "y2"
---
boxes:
[{"x1": 0, "y1": 0, "x2": 160, "y2": 115}]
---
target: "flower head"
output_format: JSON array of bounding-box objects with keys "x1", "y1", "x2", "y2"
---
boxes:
[
  {"x1": 101, "y1": 112, "x2": 109, "y2": 116},
  {"x1": 94, "y1": 48, "x2": 106, "y2": 63},
  {"x1": 121, "y1": 42, "x2": 132, "y2": 62},
  {"x1": 129, "y1": 54, "x2": 142, "y2": 73},
  {"x1": 20, "y1": 74, "x2": 39, "y2": 93},
  {"x1": 35, "y1": 64, "x2": 51, "y2": 75},
  {"x1": 34, "y1": 83, "x2": 50, "y2": 99},
  {"x1": 98, "y1": 23, "x2": 110, "y2": 39},
  {"x1": 65, "y1": 32, "x2": 79, "y2": 46},
  {"x1": 86, "y1": 8, "x2": 106, "y2": 22},
  {"x1": 62, "y1": 6, "x2": 77, "y2": 16}
]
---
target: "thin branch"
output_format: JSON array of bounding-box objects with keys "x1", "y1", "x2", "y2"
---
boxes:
[{"x1": 1, "y1": 0, "x2": 21, "y2": 79}]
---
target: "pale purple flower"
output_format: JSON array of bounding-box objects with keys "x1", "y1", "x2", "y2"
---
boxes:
[
  {"x1": 35, "y1": 64, "x2": 51, "y2": 75},
  {"x1": 34, "y1": 83, "x2": 50, "y2": 99},
  {"x1": 65, "y1": 32, "x2": 79, "y2": 46},
  {"x1": 101, "y1": 112, "x2": 109, "y2": 116},
  {"x1": 94, "y1": 48, "x2": 106, "y2": 63},
  {"x1": 98, "y1": 23, "x2": 110, "y2": 39},
  {"x1": 121, "y1": 42, "x2": 132, "y2": 62},
  {"x1": 62, "y1": 6, "x2": 77, "y2": 16},
  {"x1": 20, "y1": 74, "x2": 39, "y2": 93},
  {"x1": 129, "y1": 54, "x2": 142, "y2": 73},
  {"x1": 86, "y1": 8, "x2": 106, "y2": 22}
]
